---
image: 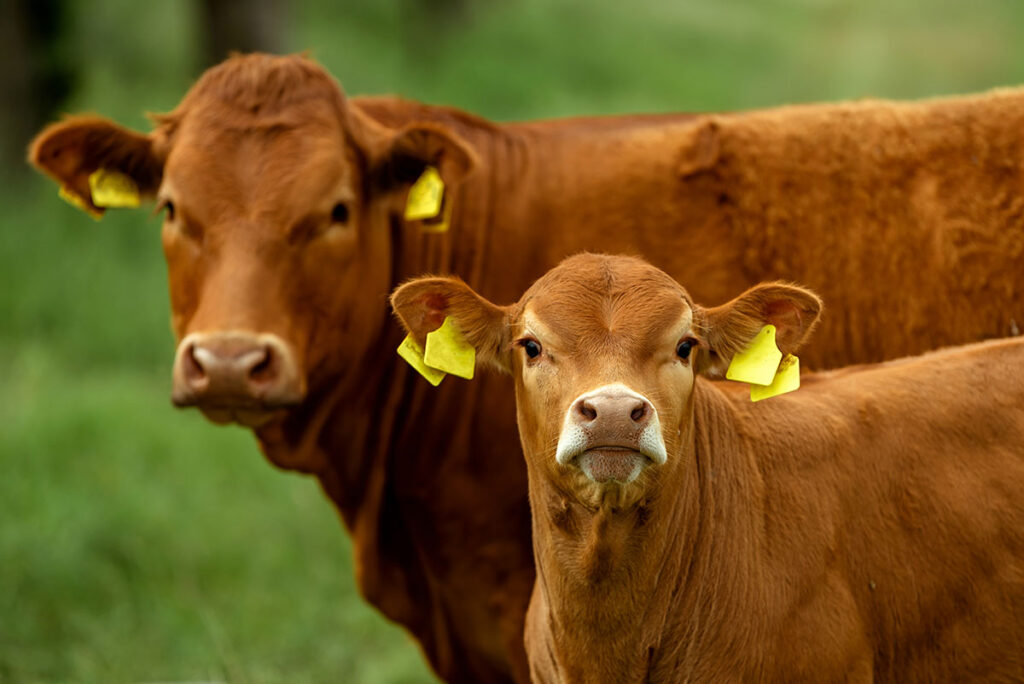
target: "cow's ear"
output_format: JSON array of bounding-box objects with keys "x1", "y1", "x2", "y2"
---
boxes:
[
  {"x1": 385, "y1": 122, "x2": 478, "y2": 189},
  {"x1": 693, "y1": 282, "x2": 822, "y2": 377},
  {"x1": 391, "y1": 276, "x2": 512, "y2": 373},
  {"x1": 677, "y1": 118, "x2": 720, "y2": 178},
  {"x1": 28, "y1": 116, "x2": 164, "y2": 214},
  {"x1": 346, "y1": 103, "x2": 478, "y2": 192}
]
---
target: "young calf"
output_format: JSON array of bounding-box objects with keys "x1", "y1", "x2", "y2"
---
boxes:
[{"x1": 392, "y1": 253, "x2": 1024, "y2": 683}]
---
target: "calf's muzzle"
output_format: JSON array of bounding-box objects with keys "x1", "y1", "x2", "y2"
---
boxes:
[
  {"x1": 555, "y1": 384, "x2": 667, "y2": 484},
  {"x1": 171, "y1": 332, "x2": 304, "y2": 414}
]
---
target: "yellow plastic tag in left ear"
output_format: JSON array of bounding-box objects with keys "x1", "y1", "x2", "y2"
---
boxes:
[
  {"x1": 404, "y1": 166, "x2": 444, "y2": 220},
  {"x1": 89, "y1": 169, "x2": 140, "y2": 208},
  {"x1": 59, "y1": 186, "x2": 103, "y2": 220},
  {"x1": 751, "y1": 354, "x2": 800, "y2": 402},
  {"x1": 420, "y1": 192, "x2": 452, "y2": 234},
  {"x1": 397, "y1": 334, "x2": 446, "y2": 386},
  {"x1": 424, "y1": 316, "x2": 475, "y2": 379},
  {"x1": 726, "y1": 324, "x2": 783, "y2": 386}
]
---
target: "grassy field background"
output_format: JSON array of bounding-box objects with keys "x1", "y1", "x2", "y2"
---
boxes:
[{"x1": 4, "y1": 0, "x2": 1024, "y2": 681}]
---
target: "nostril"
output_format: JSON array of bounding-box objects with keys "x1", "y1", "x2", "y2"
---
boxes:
[
  {"x1": 248, "y1": 345, "x2": 274, "y2": 381},
  {"x1": 183, "y1": 343, "x2": 206, "y2": 383},
  {"x1": 630, "y1": 402, "x2": 647, "y2": 422},
  {"x1": 576, "y1": 399, "x2": 598, "y2": 422}
]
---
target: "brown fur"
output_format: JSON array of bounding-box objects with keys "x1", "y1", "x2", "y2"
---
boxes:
[
  {"x1": 394, "y1": 254, "x2": 1024, "y2": 682},
  {"x1": 26, "y1": 53, "x2": 1024, "y2": 682}
]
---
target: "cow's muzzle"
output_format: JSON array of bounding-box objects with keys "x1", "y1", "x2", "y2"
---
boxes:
[{"x1": 171, "y1": 331, "x2": 305, "y2": 425}]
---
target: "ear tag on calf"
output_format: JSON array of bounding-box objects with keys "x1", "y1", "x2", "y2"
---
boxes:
[
  {"x1": 89, "y1": 169, "x2": 140, "y2": 208},
  {"x1": 397, "y1": 334, "x2": 447, "y2": 386},
  {"x1": 750, "y1": 354, "x2": 800, "y2": 402},
  {"x1": 58, "y1": 186, "x2": 103, "y2": 220},
  {"x1": 424, "y1": 316, "x2": 475, "y2": 379},
  {"x1": 726, "y1": 324, "x2": 783, "y2": 386},
  {"x1": 404, "y1": 166, "x2": 445, "y2": 220}
]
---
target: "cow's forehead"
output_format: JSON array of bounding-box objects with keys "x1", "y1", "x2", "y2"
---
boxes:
[
  {"x1": 170, "y1": 89, "x2": 348, "y2": 154},
  {"x1": 518, "y1": 255, "x2": 694, "y2": 353},
  {"x1": 162, "y1": 97, "x2": 356, "y2": 219},
  {"x1": 159, "y1": 54, "x2": 360, "y2": 193}
]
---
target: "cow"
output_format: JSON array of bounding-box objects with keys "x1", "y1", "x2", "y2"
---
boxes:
[
  {"x1": 392, "y1": 252, "x2": 1024, "y2": 683},
  {"x1": 27, "y1": 53, "x2": 1024, "y2": 682}
]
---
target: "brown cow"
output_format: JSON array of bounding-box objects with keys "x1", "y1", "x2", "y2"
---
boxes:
[
  {"x1": 27, "y1": 53, "x2": 1024, "y2": 682},
  {"x1": 393, "y1": 253, "x2": 1024, "y2": 683}
]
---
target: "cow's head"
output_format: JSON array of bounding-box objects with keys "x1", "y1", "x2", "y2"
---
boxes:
[
  {"x1": 29, "y1": 53, "x2": 477, "y2": 428},
  {"x1": 392, "y1": 253, "x2": 820, "y2": 508}
]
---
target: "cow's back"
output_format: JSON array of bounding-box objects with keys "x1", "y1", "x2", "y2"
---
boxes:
[{"x1": 445, "y1": 88, "x2": 1024, "y2": 369}]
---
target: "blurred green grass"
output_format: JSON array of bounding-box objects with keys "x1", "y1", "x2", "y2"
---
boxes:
[
  {"x1": 3, "y1": 0, "x2": 1024, "y2": 681},
  {"x1": 2, "y1": 343, "x2": 429, "y2": 683}
]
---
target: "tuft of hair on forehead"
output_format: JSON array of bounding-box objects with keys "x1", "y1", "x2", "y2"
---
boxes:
[
  {"x1": 152, "y1": 53, "x2": 347, "y2": 131},
  {"x1": 519, "y1": 253, "x2": 693, "y2": 353}
]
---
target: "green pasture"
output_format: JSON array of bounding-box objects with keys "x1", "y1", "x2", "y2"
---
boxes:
[{"x1": 3, "y1": 0, "x2": 1024, "y2": 681}]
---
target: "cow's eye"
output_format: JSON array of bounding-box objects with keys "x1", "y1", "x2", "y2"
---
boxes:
[
  {"x1": 331, "y1": 202, "x2": 349, "y2": 224},
  {"x1": 676, "y1": 338, "x2": 696, "y2": 360},
  {"x1": 518, "y1": 338, "x2": 542, "y2": 360},
  {"x1": 161, "y1": 200, "x2": 176, "y2": 222}
]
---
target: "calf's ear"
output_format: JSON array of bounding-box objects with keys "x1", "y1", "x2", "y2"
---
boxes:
[
  {"x1": 694, "y1": 282, "x2": 822, "y2": 377},
  {"x1": 28, "y1": 116, "x2": 164, "y2": 214},
  {"x1": 390, "y1": 277, "x2": 512, "y2": 373}
]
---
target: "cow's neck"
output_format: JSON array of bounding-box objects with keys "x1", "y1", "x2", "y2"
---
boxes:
[
  {"x1": 528, "y1": 382, "x2": 767, "y2": 682},
  {"x1": 250, "y1": 111, "x2": 520, "y2": 479},
  {"x1": 254, "y1": 328, "x2": 440, "y2": 630},
  {"x1": 249, "y1": 119, "x2": 531, "y2": 644}
]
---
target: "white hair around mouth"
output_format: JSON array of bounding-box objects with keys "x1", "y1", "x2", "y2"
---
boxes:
[{"x1": 555, "y1": 383, "x2": 667, "y2": 467}]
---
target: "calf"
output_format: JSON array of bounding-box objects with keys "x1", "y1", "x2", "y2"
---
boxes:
[{"x1": 392, "y1": 253, "x2": 1024, "y2": 683}]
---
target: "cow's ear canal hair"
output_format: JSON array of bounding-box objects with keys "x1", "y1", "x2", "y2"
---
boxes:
[
  {"x1": 366, "y1": 153, "x2": 426, "y2": 195},
  {"x1": 390, "y1": 154, "x2": 428, "y2": 186}
]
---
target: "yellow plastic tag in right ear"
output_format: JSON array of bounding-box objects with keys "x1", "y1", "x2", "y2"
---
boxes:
[
  {"x1": 751, "y1": 354, "x2": 800, "y2": 402},
  {"x1": 424, "y1": 316, "x2": 475, "y2": 379},
  {"x1": 404, "y1": 166, "x2": 444, "y2": 220},
  {"x1": 397, "y1": 334, "x2": 446, "y2": 386},
  {"x1": 89, "y1": 168, "x2": 140, "y2": 208},
  {"x1": 726, "y1": 324, "x2": 783, "y2": 386},
  {"x1": 58, "y1": 186, "x2": 103, "y2": 220}
]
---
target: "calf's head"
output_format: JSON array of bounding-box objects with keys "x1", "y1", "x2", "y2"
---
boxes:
[
  {"x1": 29, "y1": 53, "x2": 476, "y2": 428},
  {"x1": 392, "y1": 253, "x2": 820, "y2": 507}
]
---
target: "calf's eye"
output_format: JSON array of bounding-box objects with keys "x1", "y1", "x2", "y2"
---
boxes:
[
  {"x1": 676, "y1": 339, "x2": 695, "y2": 360},
  {"x1": 519, "y1": 338, "x2": 542, "y2": 359},
  {"x1": 331, "y1": 202, "x2": 349, "y2": 224}
]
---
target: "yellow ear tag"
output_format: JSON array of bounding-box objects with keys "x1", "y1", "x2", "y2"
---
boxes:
[
  {"x1": 424, "y1": 316, "x2": 475, "y2": 379},
  {"x1": 404, "y1": 166, "x2": 444, "y2": 220},
  {"x1": 420, "y1": 192, "x2": 452, "y2": 234},
  {"x1": 726, "y1": 324, "x2": 783, "y2": 386},
  {"x1": 58, "y1": 186, "x2": 102, "y2": 220},
  {"x1": 750, "y1": 354, "x2": 800, "y2": 402},
  {"x1": 397, "y1": 334, "x2": 446, "y2": 386},
  {"x1": 89, "y1": 168, "x2": 140, "y2": 208}
]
